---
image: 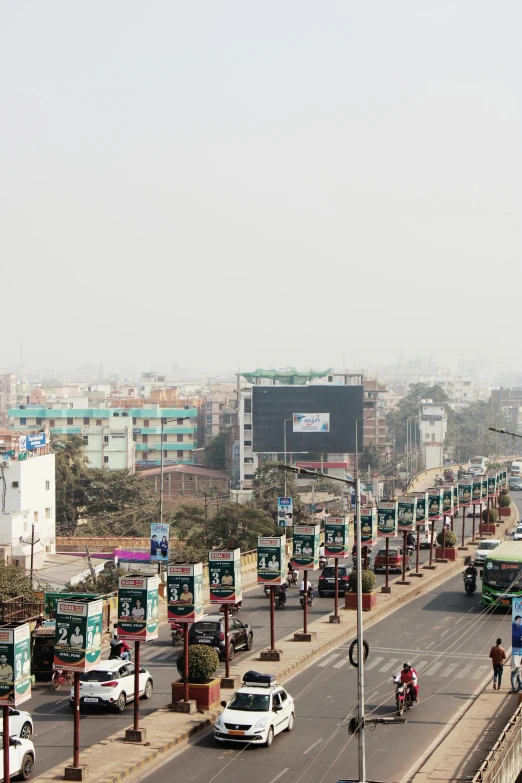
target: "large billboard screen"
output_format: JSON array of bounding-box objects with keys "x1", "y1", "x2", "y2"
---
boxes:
[{"x1": 252, "y1": 385, "x2": 363, "y2": 454}]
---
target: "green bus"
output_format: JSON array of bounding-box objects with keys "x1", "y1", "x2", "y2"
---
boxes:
[{"x1": 482, "y1": 541, "x2": 522, "y2": 607}]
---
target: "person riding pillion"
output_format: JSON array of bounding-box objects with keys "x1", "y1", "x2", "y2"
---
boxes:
[{"x1": 394, "y1": 661, "x2": 419, "y2": 703}]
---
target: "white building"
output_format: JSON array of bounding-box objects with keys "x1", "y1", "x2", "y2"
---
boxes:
[
  {"x1": 0, "y1": 440, "x2": 56, "y2": 571},
  {"x1": 0, "y1": 373, "x2": 16, "y2": 427},
  {"x1": 419, "y1": 399, "x2": 447, "y2": 470},
  {"x1": 239, "y1": 389, "x2": 258, "y2": 489},
  {"x1": 80, "y1": 417, "x2": 135, "y2": 471}
]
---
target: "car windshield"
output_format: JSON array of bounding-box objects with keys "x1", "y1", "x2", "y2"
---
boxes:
[
  {"x1": 322, "y1": 566, "x2": 348, "y2": 577},
  {"x1": 378, "y1": 549, "x2": 399, "y2": 556},
  {"x1": 80, "y1": 670, "x2": 115, "y2": 682},
  {"x1": 228, "y1": 692, "x2": 270, "y2": 711},
  {"x1": 193, "y1": 622, "x2": 220, "y2": 633},
  {"x1": 478, "y1": 542, "x2": 500, "y2": 551},
  {"x1": 483, "y1": 561, "x2": 522, "y2": 588}
]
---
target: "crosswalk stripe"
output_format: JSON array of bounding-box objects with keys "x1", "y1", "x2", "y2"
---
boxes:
[
  {"x1": 445, "y1": 663, "x2": 458, "y2": 676},
  {"x1": 318, "y1": 654, "x2": 341, "y2": 668},
  {"x1": 472, "y1": 665, "x2": 488, "y2": 680},
  {"x1": 333, "y1": 657, "x2": 349, "y2": 669},
  {"x1": 364, "y1": 656, "x2": 384, "y2": 671},
  {"x1": 379, "y1": 658, "x2": 399, "y2": 672},
  {"x1": 423, "y1": 660, "x2": 443, "y2": 676},
  {"x1": 415, "y1": 660, "x2": 428, "y2": 672}
]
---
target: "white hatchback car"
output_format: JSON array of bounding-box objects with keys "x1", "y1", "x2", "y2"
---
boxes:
[
  {"x1": 7, "y1": 708, "x2": 33, "y2": 739},
  {"x1": 69, "y1": 660, "x2": 153, "y2": 713},
  {"x1": 474, "y1": 539, "x2": 502, "y2": 565},
  {"x1": 514, "y1": 526, "x2": 522, "y2": 541},
  {"x1": 0, "y1": 734, "x2": 35, "y2": 781},
  {"x1": 214, "y1": 675, "x2": 295, "y2": 747}
]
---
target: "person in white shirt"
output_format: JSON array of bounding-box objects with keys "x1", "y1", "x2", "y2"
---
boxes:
[
  {"x1": 268, "y1": 555, "x2": 279, "y2": 571},
  {"x1": 70, "y1": 626, "x2": 84, "y2": 648},
  {"x1": 302, "y1": 543, "x2": 313, "y2": 556},
  {"x1": 299, "y1": 580, "x2": 312, "y2": 593},
  {"x1": 319, "y1": 544, "x2": 325, "y2": 558},
  {"x1": 131, "y1": 600, "x2": 145, "y2": 620}
]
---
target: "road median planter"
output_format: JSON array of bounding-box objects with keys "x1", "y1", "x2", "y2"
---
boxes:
[
  {"x1": 171, "y1": 678, "x2": 221, "y2": 710},
  {"x1": 500, "y1": 507, "x2": 511, "y2": 517},
  {"x1": 344, "y1": 591, "x2": 377, "y2": 611},
  {"x1": 435, "y1": 547, "x2": 457, "y2": 561}
]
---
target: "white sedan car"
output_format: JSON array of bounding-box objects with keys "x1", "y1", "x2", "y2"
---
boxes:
[
  {"x1": 7, "y1": 708, "x2": 33, "y2": 739},
  {"x1": 514, "y1": 526, "x2": 522, "y2": 541},
  {"x1": 214, "y1": 681, "x2": 295, "y2": 747},
  {"x1": 0, "y1": 734, "x2": 35, "y2": 781},
  {"x1": 474, "y1": 539, "x2": 502, "y2": 565},
  {"x1": 69, "y1": 660, "x2": 153, "y2": 713}
]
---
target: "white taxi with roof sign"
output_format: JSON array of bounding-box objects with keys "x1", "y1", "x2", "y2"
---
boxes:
[{"x1": 214, "y1": 671, "x2": 295, "y2": 747}]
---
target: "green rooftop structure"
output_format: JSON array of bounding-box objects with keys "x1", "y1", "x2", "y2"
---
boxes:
[{"x1": 241, "y1": 368, "x2": 332, "y2": 385}]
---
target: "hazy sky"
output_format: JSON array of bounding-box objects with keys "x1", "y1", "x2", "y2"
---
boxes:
[{"x1": 2, "y1": 1, "x2": 520, "y2": 376}]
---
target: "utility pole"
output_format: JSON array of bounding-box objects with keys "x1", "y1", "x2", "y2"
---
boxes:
[
  {"x1": 355, "y1": 474, "x2": 366, "y2": 783},
  {"x1": 30, "y1": 523, "x2": 35, "y2": 586}
]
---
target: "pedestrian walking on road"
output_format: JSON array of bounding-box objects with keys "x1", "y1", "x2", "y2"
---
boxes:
[
  {"x1": 489, "y1": 638, "x2": 507, "y2": 689},
  {"x1": 510, "y1": 654, "x2": 522, "y2": 693}
]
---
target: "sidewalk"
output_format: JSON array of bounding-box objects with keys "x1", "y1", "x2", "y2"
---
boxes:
[{"x1": 31, "y1": 504, "x2": 520, "y2": 783}]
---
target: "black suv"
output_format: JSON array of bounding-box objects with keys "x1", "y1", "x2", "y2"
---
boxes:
[
  {"x1": 318, "y1": 564, "x2": 351, "y2": 597},
  {"x1": 188, "y1": 616, "x2": 253, "y2": 661}
]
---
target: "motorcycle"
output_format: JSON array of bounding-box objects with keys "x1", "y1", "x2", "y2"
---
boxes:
[
  {"x1": 299, "y1": 588, "x2": 315, "y2": 608},
  {"x1": 275, "y1": 588, "x2": 287, "y2": 609},
  {"x1": 352, "y1": 552, "x2": 372, "y2": 568},
  {"x1": 171, "y1": 623, "x2": 184, "y2": 645},
  {"x1": 109, "y1": 641, "x2": 131, "y2": 661},
  {"x1": 394, "y1": 681, "x2": 413, "y2": 716},
  {"x1": 464, "y1": 574, "x2": 477, "y2": 595},
  {"x1": 286, "y1": 570, "x2": 299, "y2": 587},
  {"x1": 219, "y1": 602, "x2": 241, "y2": 615}
]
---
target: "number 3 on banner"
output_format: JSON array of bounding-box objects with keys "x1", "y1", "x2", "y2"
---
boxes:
[
  {"x1": 211, "y1": 571, "x2": 220, "y2": 586},
  {"x1": 121, "y1": 601, "x2": 130, "y2": 617}
]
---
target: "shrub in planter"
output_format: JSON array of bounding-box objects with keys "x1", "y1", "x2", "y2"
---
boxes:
[
  {"x1": 436, "y1": 529, "x2": 458, "y2": 548},
  {"x1": 500, "y1": 494, "x2": 512, "y2": 508},
  {"x1": 501, "y1": 487, "x2": 509, "y2": 495},
  {"x1": 348, "y1": 569, "x2": 376, "y2": 593},
  {"x1": 177, "y1": 645, "x2": 219, "y2": 684},
  {"x1": 481, "y1": 507, "x2": 499, "y2": 523}
]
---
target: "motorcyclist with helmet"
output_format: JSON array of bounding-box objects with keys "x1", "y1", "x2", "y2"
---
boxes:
[
  {"x1": 393, "y1": 661, "x2": 419, "y2": 704},
  {"x1": 463, "y1": 562, "x2": 478, "y2": 589}
]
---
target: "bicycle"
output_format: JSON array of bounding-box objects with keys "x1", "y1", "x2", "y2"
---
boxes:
[{"x1": 51, "y1": 669, "x2": 74, "y2": 690}]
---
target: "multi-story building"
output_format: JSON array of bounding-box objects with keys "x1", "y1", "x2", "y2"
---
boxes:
[
  {"x1": 80, "y1": 417, "x2": 135, "y2": 471},
  {"x1": 0, "y1": 430, "x2": 56, "y2": 570},
  {"x1": 199, "y1": 394, "x2": 230, "y2": 445},
  {"x1": 8, "y1": 403, "x2": 197, "y2": 470},
  {"x1": 419, "y1": 399, "x2": 447, "y2": 470},
  {"x1": 490, "y1": 388, "x2": 522, "y2": 429},
  {"x1": 0, "y1": 373, "x2": 16, "y2": 427}
]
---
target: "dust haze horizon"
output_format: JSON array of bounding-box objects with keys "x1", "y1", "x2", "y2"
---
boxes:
[{"x1": 2, "y1": 1, "x2": 520, "y2": 376}]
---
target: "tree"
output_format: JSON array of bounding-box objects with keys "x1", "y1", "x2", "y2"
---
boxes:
[
  {"x1": 203, "y1": 432, "x2": 227, "y2": 471},
  {"x1": 209, "y1": 504, "x2": 274, "y2": 550},
  {"x1": 359, "y1": 443, "x2": 381, "y2": 473},
  {"x1": 251, "y1": 461, "x2": 308, "y2": 525},
  {"x1": 449, "y1": 401, "x2": 511, "y2": 462},
  {"x1": 51, "y1": 435, "x2": 90, "y2": 534},
  {"x1": 0, "y1": 563, "x2": 36, "y2": 599},
  {"x1": 387, "y1": 384, "x2": 451, "y2": 453},
  {"x1": 64, "y1": 566, "x2": 126, "y2": 594}
]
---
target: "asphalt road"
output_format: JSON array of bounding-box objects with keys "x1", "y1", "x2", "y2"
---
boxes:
[{"x1": 26, "y1": 503, "x2": 496, "y2": 774}]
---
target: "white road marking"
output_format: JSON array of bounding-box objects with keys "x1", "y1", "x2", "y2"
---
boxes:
[
  {"x1": 304, "y1": 738, "x2": 324, "y2": 755},
  {"x1": 268, "y1": 770, "x2": 290, "y2": 783},
  {"x1": 379, "y1": 658, "x2": 399, "y2": 672},
  {"x1": 423, "y1": 661, "x2": 443, "y2": 676},
  {"x1": 441, "y1": 628, "x2": 451, "y2": 637},
  {"x1": 445, "y1": 663, "x2": 459, "y2": 676},
  {"x1": 318, "y1": 653, "x2": 342, "y2": 668},
  {"x1": 364, "y1": 656, "x2": 384, "y2": 671},
  {"x1": 472, "y1": 665, "x2": 489, "y2": 680},
  {"x1": 333, "y1": 657, "x2": 349, "y2": 669},
  {"x1": 415, "y1": 660, "x2": 428, "y2": 672}
]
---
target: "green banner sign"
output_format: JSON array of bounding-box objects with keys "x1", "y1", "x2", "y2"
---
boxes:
[
  {"x1": 442, "y1": 487, "x2": 453, "y2": 516},
  {"x1": 458, "y1": 482, "x2": 473, "y2": 507},
  {"x1": 378, "y1": 501, "x2": 398, "y2": 537},
  {"x1": 291, "y1": 525, "x2": 321, "y2": 570},
  {"x1": 412, "y1": 492, "x2": 427, "y2": 522},
  {"x1": 487, "y1": 474, "x2": 497, "y2": 498},
  {"x1": 167, "y1": 563, "x2": 204, "y2": 624},
  {"x1": 0, "y1": 624, "x2": 31, "y2": 706},
  {"x1": 209, "y1": 549, "x2": 243, "y2": 604},
  {"x1": 257, "y1": 536, "x2": 286, "y2": 585},
  {"x1": 472, "y1": 478, "x2": 483, "y2": 504},
  {"x1": 481, "y1": 477, "x2": 488, "y2": 500},
  {"x1": 427, "y1": 489, "x2": 443, "y2": 520},
  {"x1": 117, "y1": 575, "x2": 159, "y2": 641},
  {"x1": 397, "y1": 497, "x2": 416, "y2": 533},
  {"x1": 358, "y1": 507, "x2": 377, "y2": 546},
  {"x1": 54, "y1": 598, "x2": 103, "y2": 672},
  {"x1": 324, "y1": 517, "x2": 350, "y2": 558}
]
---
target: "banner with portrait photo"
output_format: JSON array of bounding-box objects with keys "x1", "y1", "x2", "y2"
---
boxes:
[{"x1": 150, "y1": 523, "x2": 170, "y2": 563}]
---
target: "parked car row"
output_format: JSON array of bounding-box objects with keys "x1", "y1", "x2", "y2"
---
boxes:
[{"x1": 0, "y1": 708, "x2": 35, "y2": 782}]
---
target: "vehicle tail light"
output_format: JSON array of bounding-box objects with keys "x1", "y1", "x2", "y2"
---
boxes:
[
  {"x1": 100, "y1": 681, "x2": 119, "y2": 688},
  {"x1": 341, "y1": 576, "x2": 349, "y2": 581},
  {"x1": 219, "y1": 632, "x2": 225, "y2": 641}
]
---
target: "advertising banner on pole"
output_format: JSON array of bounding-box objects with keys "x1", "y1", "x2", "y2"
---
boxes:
[
  {"x1": 412, "y1": 492, "x2": 428, "y2": 523},
  {"x1": 291, "y1": 525, "x2": 321, "y2": 570},
  {"x1": 277, "y1": 497, "x2": 294, "y2": 527},
  {"x1": 292, "y1": 413, "x2": 330, "y2": 433},
  {"x1": 442, "y1": 487, "x2": 453, "y2": 516},
  {"x1": 472, "y1": 478, "x2": 483, "y2": 505},
  {"x1": 117, "y1": 575, "x2": 159, "y2": 641},
  {"x1": 167, "y1": 563, "x2": 204, "y2": 625},
  {"x1": 0, "y1": 624, "x2": 32, "y2": 706},
  {"x1": 481, "y1": 476, "x2": 488, "y2": 500},
  {"x1": 377, "y1": 501, "x2": 398, "y2": 537},
  {"x1": 502, "y1": 469, "x2": 508, "y2": 488},
  {"x1": 512, "y1": 597, "x2": 522, "y2": 656},
  {"x1": 54, "y1": 598, "x2": 103, "y2": 672},
  {"x1": 358, "y1": 507, "x2": 377, "y2": 547},
  {"x1": 427, "y1": 489, "x2": 443, "y2": 521},
  {"x1": 257, "y1": 536, "x2": 286, "y2": 585},
  {"x1": 487, "y1": 474, "x2": 497, "y2": 498},
  {"x1": 458, "y1": 482, "x2": 473, "y2": 507},
  {"x1": 208, "y1": 549, "x2": 243, "y2": 604},
  {"x1": 150, "y1": 523, "x2": 170, "y2": 562},
  {"x1": 397, "y1": 497, "x2": 417, "y2": 533},
  {"x1": 452, "y1": 484, "x2": 459, "y2": 514},
  {"x1": 324, "y1": 517, "x2": 350, "y2": 558}
]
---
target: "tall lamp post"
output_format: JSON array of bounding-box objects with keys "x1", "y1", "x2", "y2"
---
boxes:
[
  {"x1": 283, "y1": 418, "x2": 293, "y2": 497},
  {"x1": 159, "y1": 415, "x2": 193, "y2": 526}
]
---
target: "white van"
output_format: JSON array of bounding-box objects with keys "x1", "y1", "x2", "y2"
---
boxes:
[{"x1": 417, "y1": 521, "x2": 433, "y2": 549}]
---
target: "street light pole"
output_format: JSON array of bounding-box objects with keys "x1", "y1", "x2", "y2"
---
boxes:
[{"x1": 355, "y1": 473, "x2": 366, "y2": 783}]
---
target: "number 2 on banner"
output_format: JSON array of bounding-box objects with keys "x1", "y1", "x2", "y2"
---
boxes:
[{"x1": 59, "y1": 627, "x2": 68, "y2": 644}]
